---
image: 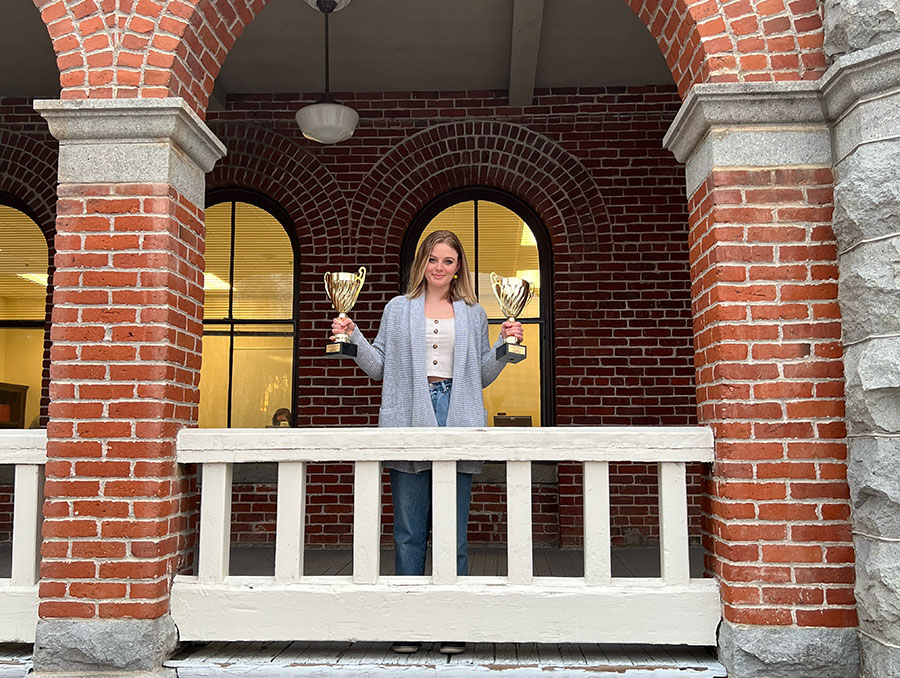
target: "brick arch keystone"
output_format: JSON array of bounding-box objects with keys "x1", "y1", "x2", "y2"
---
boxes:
[
  {"x1": 33, "y1": 0, "x2": 826, "y2": 115},
  {"x1": 349, "y1": 120, "x2": 611, "y2": 260},
  {"x1": 206, "y1": 122, "x2": 350, "y2": 257}
]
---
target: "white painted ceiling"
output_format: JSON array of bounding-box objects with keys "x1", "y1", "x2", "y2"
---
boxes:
[{"x1": 1, "y1": 0, "x2": 673, "y2": 100}]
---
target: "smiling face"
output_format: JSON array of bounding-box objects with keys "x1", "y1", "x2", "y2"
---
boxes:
[{"x1": 424, "y1": 242, "x2": 460, "y2": 295}]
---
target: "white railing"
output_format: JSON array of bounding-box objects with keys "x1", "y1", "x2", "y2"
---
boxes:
[
  {"x1": 172, "y1": 426, "x2": 720, "y2": 645},
  {"x1": 0, "y1": 430, "x2": 45, "y2": 643}
]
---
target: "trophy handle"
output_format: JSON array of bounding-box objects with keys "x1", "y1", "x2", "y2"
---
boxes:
[
  {"x1": 525, "y1": 284, "x2": 536, "y2": 308},
  {"x1": 323, "y1": 272, "x2": 332, "y2": 299},
  {"x1": 355, "y1": 266, "x2": 367, "y2": 297},
  {"x1": 490, "y1": 272, "x2": 501, "y2": 286}
]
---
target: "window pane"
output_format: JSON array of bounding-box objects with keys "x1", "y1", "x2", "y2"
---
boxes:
[
  {"x1": 0, "y1": 206, "x2": 48, "y2": 321},
  {"x1": 483, "y1": 324, "x2": 541, "y2": 427},
  {"x1": 418, "y1": 202, "x2": 475, "y2": 284},
  {"x1": 203, "y1": 202, "x2": 232, "y2": 321},
  {"x1": 0, "y1": 328, "x2": 44, "y2": 428},
  {"x1": 197, "y1": 332, "x2": 230, "y2": 428},
  {"x1": 477, "y1": 202, "x2": 540, "y2": 320},
  {"x1": 233, "y1": 203, "x2": 293, "y2": 320},
  {"x1": 230, "y1": 325, "x2": 293, "y2": 428}
]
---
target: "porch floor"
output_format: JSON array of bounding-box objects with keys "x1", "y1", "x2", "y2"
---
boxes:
[{"x1": 0, "y1": 641, "x2": 725, "y2": 677}]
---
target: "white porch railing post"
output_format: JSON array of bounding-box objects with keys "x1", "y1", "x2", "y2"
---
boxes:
[
  {"x1": 506, "y1": 461, "x2": 533, "y2": 584},
  {"x1": 352, "y1": 461, "x2": 381, "y2": 584},
  {"x1": 11, "y1": 465, "x2": 43, "y2": 587},
  {"x1": 198, "y1": 462, "x2": 233, "y2": 584},
  {"x1": 431, "y1": 461, "x2": 457, "y2": 584},
  {"x1": 583, "y1": 461, "x2": 611, "y2": 585},
  {"x1": 658, "y1": 461, "x2": 690, "y2": 584},
  {"x1": 275, "y1": 462, "x2": 306, "y2": 583}
]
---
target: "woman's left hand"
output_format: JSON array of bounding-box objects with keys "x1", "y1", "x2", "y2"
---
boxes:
[{"x1": 500, "y1": 320, "x2": 524, "y2": 343}]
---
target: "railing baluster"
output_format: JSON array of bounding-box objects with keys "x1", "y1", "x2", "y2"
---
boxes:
[
  {"x1": 275, "y1": 461, "x2": 306, "y2": 583},
  {"x1": 198, "y1": 462, "x2": 232, "y2": 584},
  {"x1": 584, "y1": 461, "x2": 611, "y2": 585},
  {"x1": 658, "y1": 461, "x2": 690, "y2": 584},
  {"x1": 506, "y1": 460, "x2": 533, "y2": 584},
  {"x1": 353, "y1": 461, "x2": 381, "y2": 584},
  {"x1": 11, "y1": 465, "x2": 43, "y2": 587},
  {"x1": 431, "y1": 461, "x2": 457, "y2": 585}
]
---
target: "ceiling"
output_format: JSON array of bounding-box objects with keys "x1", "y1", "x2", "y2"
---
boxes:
[{"x1": 1, "y1": 0, "x2": 673, "y2": 102}]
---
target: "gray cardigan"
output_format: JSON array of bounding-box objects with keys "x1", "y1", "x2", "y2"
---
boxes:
[{"x1": 349, "y1": 294, "x2": 506, "y2": 474}]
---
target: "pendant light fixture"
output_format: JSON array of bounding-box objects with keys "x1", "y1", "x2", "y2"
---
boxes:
[{"x1": 295, "y1": 0, "x2": 359, "y2": 144}]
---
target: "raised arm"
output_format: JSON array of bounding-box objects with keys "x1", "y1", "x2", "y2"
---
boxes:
[{"x1": 348, "y1": 302, "x2": 392, "y2": 381}]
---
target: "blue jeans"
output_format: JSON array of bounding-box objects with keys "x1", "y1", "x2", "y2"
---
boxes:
[{"x1": 390, "y1": 379, "x2": 472, "y2": 576}]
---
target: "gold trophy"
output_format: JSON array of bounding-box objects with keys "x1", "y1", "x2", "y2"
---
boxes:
[
  {"x1": 324, "y1": 266, "x2": 366, "y2": 357},
  {"x1": 490, "y1": 272, "x2": 536, "y2": 364}
]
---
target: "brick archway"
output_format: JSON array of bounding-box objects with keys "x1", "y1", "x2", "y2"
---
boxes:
[
  {"x1": 0, "y1": 129, "x2": 57, "y2": 238},
  {"x1": 33, "y1": 0, "x2": 826, "y2": 114},
  {"x1": 349, "y1": 120, "x2": 611, "y2": 260},
  {"x1": 207, "y1": 122, "x2": 350, "y2": 257}
]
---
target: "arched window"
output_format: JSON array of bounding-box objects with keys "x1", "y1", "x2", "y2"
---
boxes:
[
  {"x1": 198, "y1": 193, "x2": 298, "y2": 428},
  {"x1": 404, "y1": 189, "x2": 553, "y2": 426},
  {"x1": 0, "y1": 201, "x2": 49, "y2": 429}
]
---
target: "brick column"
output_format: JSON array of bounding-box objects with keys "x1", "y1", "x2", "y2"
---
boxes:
[
  {"x1": 665, "y1": 85, "x2": 859, "y2": 677},
  {"x1": 32, "y1": 99, "x2": 225, "y2": 677},
  {"x1": 821, "y1": 41, "x2": 900, "y2": 677}
]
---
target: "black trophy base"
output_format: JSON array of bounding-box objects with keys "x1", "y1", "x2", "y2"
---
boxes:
[
  {"x1": 325, "y1": 341, "x2": 358, "y2": 358},
  {"x1": 496, "y1": 342, "x2": 527, "y2": 364}
]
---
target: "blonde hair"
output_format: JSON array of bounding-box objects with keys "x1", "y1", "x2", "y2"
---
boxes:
[{"x1": 406, "y1": 230, "x2": 477, "y2": 304}]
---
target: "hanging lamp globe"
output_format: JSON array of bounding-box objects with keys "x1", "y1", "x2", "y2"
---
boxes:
[
  {"x1": 296, "y1": 97, "x2": 359, "y2": 145},
  {"x1": 297, "y1": 0, "x2": 358, "y2": 144}
]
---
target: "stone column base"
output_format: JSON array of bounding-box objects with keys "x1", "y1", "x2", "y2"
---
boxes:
[
  {"x1": 33, "y1": 616, "x2": 177, "y2": 677},
  {"x1": 719, "y1": 620, "x2": 860, "y2": 677},
  {"x1": 860, "y1": 633, "x2": 900, "y2": 678}
]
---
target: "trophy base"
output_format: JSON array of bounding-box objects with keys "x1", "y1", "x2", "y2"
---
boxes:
[
  {"x1": 496, "y1": 343, "x2": 526, "y2": 364},
  {"x1": 325, "y1": 341, "x2": 358, "y2": 358}
]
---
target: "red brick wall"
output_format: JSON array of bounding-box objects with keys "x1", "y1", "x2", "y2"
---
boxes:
[
  {"x1": 229, "y1": 477, "x2": 562, "y2": 547},
  {"x1": 206, "y1": 86, "x2": 698, "y2": 549},
  {"x1": 40, "y1": 182, "x2": 204, "y2": 619},
  {"x1": 688, "y1": 167, "x2": 856, "y2": 625}
]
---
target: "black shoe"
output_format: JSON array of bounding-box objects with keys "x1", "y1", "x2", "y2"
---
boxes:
[
  {"x1": 439, "y1": 642, "x2": 466, "y2": 655},
  {"x1": 391, "y1": 641, "x2": 421, "y2": 654}
]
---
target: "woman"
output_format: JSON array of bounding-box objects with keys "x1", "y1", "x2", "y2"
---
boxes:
[{"x1": 331, "y1": 230, "x2": 523, "y2": 655}]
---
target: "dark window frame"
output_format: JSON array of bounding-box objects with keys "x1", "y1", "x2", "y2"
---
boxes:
[
  {"x1": 402, "y1": 187, "x2": 555, "y2": 426},
  {"x1": 204, "y1": 188, "x2": 300, "y2": 428}
]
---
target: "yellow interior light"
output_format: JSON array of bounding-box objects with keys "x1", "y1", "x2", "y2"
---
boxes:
[
  {"x1": 204, "y1": 272, "x2": 231, "y2": 291},
  {"x1": 520, "y1": 224, "x2": 537, "y2": 247},
  {"x1": 514, "y1": 269, "x2": 540, "y2": 289},
  {"x1": 16, "y1": 273, "x2": 49, "y2": 286}
]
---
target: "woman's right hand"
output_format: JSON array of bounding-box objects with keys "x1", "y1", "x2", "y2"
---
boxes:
[{"x1": 331, "y1": 316, "x2": 355, "y2": 339}]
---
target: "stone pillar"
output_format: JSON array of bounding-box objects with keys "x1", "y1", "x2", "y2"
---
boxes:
[
  {"x1": 664, "y1": 84, "x2": 859, "y2": 677},
  {"x1": 824, "y1": 0, "x2": 900, "y2": 61},
  {"x1": 32, "y1": 99, "x2": 225, "y2": 677},
  {"x1": 821, "y1": 40, "x2": 900, "y2": 677}
]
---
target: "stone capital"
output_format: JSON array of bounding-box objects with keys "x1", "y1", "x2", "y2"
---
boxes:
[
  {"x1": 33, "y1": 98, "x2": 227, "y2": 206},
  {"x1": 820, "y1": 39, "x2": 900, "y2": 166},
  {"x1": 663, "y1": 82, "x2": 831, "y2": 196}
]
